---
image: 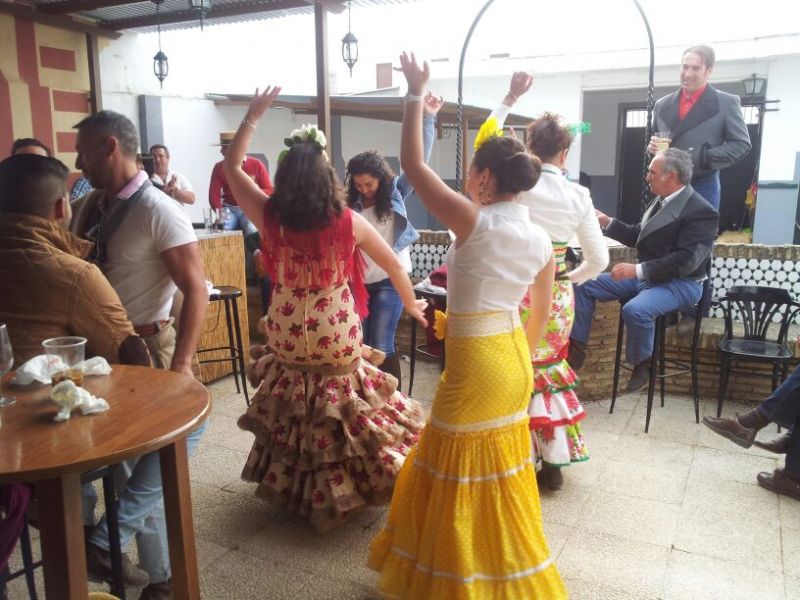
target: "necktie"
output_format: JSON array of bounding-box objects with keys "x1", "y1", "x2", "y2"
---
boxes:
[{"x1": 644, "y1": 198, "x2": 663, "y2": 225}]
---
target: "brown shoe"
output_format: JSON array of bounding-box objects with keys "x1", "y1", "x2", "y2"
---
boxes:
[
  {"x1": 702, "y1": 414, "x2": 757, "y2": 448},
  {"x1": 139, "y1": 579, "x2": 172, "y2": 600},
  {"x1": 85, "y1": 542, "x2": 150, "y2": 588},
  {"x1": 757, "y1": 468, "x2": 800, "y2": 501},
  {"x1": 753, "y1": 432, "x2": 791, "y2": 454}
]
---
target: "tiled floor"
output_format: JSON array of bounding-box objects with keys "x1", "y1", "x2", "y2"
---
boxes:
[{"x1": 6, "y1": 358, "x2": 799, "y2": 599}]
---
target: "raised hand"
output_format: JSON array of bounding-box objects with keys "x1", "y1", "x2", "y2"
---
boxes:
[
  {"x1": 398, "y1": 52, "x2": 429, "y2": 95},
  {"x1": 423, "y1": 92, "x2": 445, "y2": 116},
  {"x1": 509, "y1": 71, "x2": 533, "y2": 99},
  {"x1": 245, "y1": 85, "x2": 282, "y2": 123}
]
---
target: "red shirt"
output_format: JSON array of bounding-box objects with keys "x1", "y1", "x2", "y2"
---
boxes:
[
  {"x1": 679, "y1": 84, "x2": 707, "y2": 120},
  {"x1": 208, "y1": 156, "x2": 273, "y2": 209}
]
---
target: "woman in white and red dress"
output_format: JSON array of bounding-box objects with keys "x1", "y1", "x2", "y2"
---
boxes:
[{"x1": 223, "y1": 87, "x2": 428, "y2": 533}]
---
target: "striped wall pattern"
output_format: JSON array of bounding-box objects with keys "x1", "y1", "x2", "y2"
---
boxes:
[{"x1": 0, "y1": 14, "x2": 93, "y2": 186}]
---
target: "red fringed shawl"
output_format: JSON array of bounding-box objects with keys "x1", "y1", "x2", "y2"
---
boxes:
[{"x1": 261, "y1": 206, "x2": 369, "y2": 318}]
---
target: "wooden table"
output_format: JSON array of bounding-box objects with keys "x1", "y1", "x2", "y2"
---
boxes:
[{"x1": 0, "y1": 366, "x2": 210, "y2": 599}]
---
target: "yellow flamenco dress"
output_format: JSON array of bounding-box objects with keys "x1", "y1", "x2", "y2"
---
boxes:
[{"x1": 368, "y1": 202, "x2": 567, "y2": 599}]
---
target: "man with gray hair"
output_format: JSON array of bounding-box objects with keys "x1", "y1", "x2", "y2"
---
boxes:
[
  {"x1": 70, "y1": 110, "x2": 208, "y2": 599},
  {"x1": 569, "y1": 148, "x2": 719, "y2": 392}
]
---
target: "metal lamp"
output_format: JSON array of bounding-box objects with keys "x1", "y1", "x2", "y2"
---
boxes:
[
  {"x1": 742, "y1": 73, "x2": 767, "y2": 97},
  {"x1": 188, "y1": 0, "x2": 212, "y2": 31},
  {"x1": 152, "y1": 0, "x2": 168, "y2": 88},
  {"x1": 341, "y1": 0, "x2": 358, "y2": 76}
]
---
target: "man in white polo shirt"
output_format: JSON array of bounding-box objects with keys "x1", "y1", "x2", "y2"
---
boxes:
[
  {"x1": 72, "y1": 110, "x2": 208, "y2": 599},
  {"x1": 149, "y1": 143, "x2": 195, "y2": 206}
]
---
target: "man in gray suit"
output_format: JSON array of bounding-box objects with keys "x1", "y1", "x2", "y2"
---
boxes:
[{"x1": 651, "y1": 44, "x2": 751, "y2": 210}]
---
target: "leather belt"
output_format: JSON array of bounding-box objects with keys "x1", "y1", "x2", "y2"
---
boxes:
[{"x1": 134, "y1": 319, "x2": 171, "y2": 337}]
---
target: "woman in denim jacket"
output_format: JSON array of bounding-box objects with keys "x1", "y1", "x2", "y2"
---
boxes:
[{"x1": 346, "y1": 93, "x2": 443, "y2": 387}]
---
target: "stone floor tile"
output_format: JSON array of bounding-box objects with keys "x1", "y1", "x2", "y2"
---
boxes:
[
  {"x1": 207, "y1": 377, "x2": 249, "y2": 418},
  {"x1": 539, "y1": 486, "x2": 591, "y2": 527},
  {"x1": 614, "y1": 433, "x2": 696, "y2": 466},
  {"x1": 779, "y1": 495, "x2": 800, "y2": 529},
  {"x1": 690, "y1": 446, "x2": 778, "y2": 486},
  {"x1": 558, "y1": 530, "x2": 669, "y2": 599},
  {"x1": 683, "y1": 470, "x2": 780, "y2": 514},
  {"x1": 786, "y1": 576, "x2": 800, "y2": 600},
  {"x1": 191, "y1": 482, "x2": 278, "y2": 549},
  {"x1": 203, "y1": 411, "x2": 257, "y2": 454},
  {"x1": 542, "y1": 521, "x2": 573, "y2": 559},
  {"x1": 581, "y1": 408, "x2": 634, "y2": 435},
  {"x1": 632, "y1": 393, "x2": 701, "y2": 422},
  {"x1": 559, "y1": 455, "x2": 608, "y2": 489},
  {"x1": 196, "y1": 537, "x2": 231, "y2": 571},
  {"x1": 189, "y1": 442, "x2": 248, "y2": 488},
  {"x1": 561, "y1": 576, "x2": 655, "y2": 600},
  {"x1": 622, "y1": 409, "x2": 701, "y2": 446},
  {"x1": 298, "y1": 574, "x2": 380, "y2": 600},
  {"x1": 597, "y1": 457, "x2": 690, "y2": 504},
  {"x1": 663, "y1": 549, "x2": 786, "y2": 600},
  {"x1": 200, "y1": 549, "x2": 310, "y2": 599},
  {"x1": 577, "y1": 491, "x2": 680, "y2": 547},
  {"x1": 782, "y1": 525, "x2": 800, "y2": 578}
]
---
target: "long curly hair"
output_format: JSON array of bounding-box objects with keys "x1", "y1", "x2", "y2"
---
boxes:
[
  {"x1": 345, "y1": 151, "x2": 395, "y2": 221},
  {"x1": 525, "y1": 112, "x2": 574, "y2": 162},
  {"x1": 268, "y1": 142, "x2": 345, "y2": 231}
]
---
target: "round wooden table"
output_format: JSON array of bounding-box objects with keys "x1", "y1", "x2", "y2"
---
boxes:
[{"x1": 0, "y1": 365, "x2": 210, "y2": 600}]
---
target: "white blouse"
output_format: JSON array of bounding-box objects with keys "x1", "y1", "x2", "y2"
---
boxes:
[{"x1": 446, "y1": 202, "x2": 553, "y2": 313}]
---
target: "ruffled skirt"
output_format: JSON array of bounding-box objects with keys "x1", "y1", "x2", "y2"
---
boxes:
[{"x1": 369, "y1": 311, "x2": 566, "y2": 599}]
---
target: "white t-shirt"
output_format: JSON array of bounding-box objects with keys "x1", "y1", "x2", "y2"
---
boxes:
[
  {"x1": 361, "y1": 206, "x2": 412, "y2": 284},
  {"x1": 446, "y1": 201, "x2": 552, "y2": 313},
  {"x1": 104, "y1": 185, "x2": 197, "y2": 324},
  {"x1": 151, "y1": 169, "x2": 193, "y2": 205}
]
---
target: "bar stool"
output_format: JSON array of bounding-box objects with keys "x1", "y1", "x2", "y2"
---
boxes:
[
  {"x1": 609, "y1": 281, "x2": 708, "y2": 432},
  {"x1": 198, "y1": 286, "x2": 249, "y2": 405},
  {"x1": 408, "y1": 288, "x2": 447, "y2": 396}
]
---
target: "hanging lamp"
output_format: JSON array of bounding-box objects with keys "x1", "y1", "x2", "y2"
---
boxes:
[
  {"x1": 152, "y1": 0, "x2": 168, "y2": 88},
  {"x1": 188, "y1": 0, "x2": 212, "y2": 31},
  {"x1": 341, "y1": 0, "x2": 358, "y2": 76}
]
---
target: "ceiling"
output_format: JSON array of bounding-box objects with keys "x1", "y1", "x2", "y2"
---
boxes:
[{"x1": 0, "y1": 0, "x2": 417, "y2": 36}]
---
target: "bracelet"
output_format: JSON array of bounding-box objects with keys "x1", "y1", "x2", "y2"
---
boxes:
[
  {"x1": 241, "y1": 118, "x2": 256, "y2": 132},
  {"x1": 507, "y1": 90, "x2": 519, "y2": 103},
  {"x1": 403, "y1": 93, "x2": 424, "y2": 103}
]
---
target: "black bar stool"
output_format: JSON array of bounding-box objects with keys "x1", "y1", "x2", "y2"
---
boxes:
[
  {"x1": 408, "y1": 288, "x2": 447, "y2": 396},
  {"x1": 198, "y1": 286, "x2": 249, "y2": 405},
  {"x1": 609, "y1": 282, "x2": 707, "y2": 432}
]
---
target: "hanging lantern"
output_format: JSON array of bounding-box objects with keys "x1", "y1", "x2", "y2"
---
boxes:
[
  {"x1": 153, "y1": 50, "x2": 169, "y2": 86},
  {"x1": 341, "y1": 0, "x2": 358, "y2": 76},
  {"x1": 188, "y1": 0, "x2": 212, "y2": 31}
]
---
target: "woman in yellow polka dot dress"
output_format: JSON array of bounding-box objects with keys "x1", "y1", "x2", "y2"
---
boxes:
[{"x1": 368, "y1": 52, "x2": 568, "y2": 599}]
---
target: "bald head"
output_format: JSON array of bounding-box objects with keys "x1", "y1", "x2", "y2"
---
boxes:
[{"x1": 0, "y1": 154, "x2": 70, "y2": 218}]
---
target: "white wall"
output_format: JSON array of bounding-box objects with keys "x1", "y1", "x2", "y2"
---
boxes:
[{"x1": 760, "y1": 55, "x2": 800, "y2": 181}]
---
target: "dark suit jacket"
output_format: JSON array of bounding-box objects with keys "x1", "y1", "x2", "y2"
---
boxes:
[
  {"x1": 605, "y1": 186, "x2": 719, "y2": 284},
  {"x1": 654, "y1": 85, "x2": 751, "y2": 179}
]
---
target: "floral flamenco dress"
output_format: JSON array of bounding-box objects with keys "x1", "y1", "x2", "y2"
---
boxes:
[
  {"x1": 237, "y1": 207, "x2": 425, "y2": 533},
  {"x1": 369, "y1": 202, "x2": 567, "y2": 599},
  {"x1": 520, "y1": 242, "x2": 589, "y2": 468}
]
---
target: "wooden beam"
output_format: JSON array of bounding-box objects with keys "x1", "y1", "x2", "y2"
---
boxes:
[
  {"x1": 86, "y1": 32, "x2": 103, "y2": 113},
  {"x1": 0, "y1": 1, "x2": 122, "y2": 38},
  {"x1": 99, "y1": 0, "x2": 308, "y2": 30},
  {"x1": 314, "y1": 3, "x2": 331, "y2": 153},
  {"x1": 40, "y1": 0, "x2": 137, "y2": 15}
]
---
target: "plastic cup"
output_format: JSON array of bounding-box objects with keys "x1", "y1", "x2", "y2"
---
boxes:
[
  {"x1": 42, "y1": 336, "x2": 87, "y2": 387},
  {"x1": 655, "y1": 131, "x2": 671, "y2": 153}
]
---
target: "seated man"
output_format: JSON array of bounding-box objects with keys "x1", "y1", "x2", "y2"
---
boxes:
[
  {"x1": 0, "y1": 153, "x2": 152, "y2": 586},
  {"x1": 703, "y1": 368, "x2": 799, "y2": 500},
  {"x1": 569, "y1": 148, "x2": 719, "y2": 391}
]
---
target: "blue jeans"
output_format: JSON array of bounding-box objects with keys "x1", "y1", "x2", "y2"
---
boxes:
[
  {"x1": 757, "y1": 365, "x2": 799, "y2": 476},
  {"x1": 691, "y1": 171, "x2": 720, "y2": 210},
  {"x1": 222, "y1": 204, "x2": 257, "y2": 236},
  {"x1": 361, "y1": 278, "x2": 404, "y2": 355},
  {"x1": 87, "y1": 420, "x2": 208, "y2": 584},
  {"x1": 572, "y1": 273, "x2": 702, "y2": 365}
]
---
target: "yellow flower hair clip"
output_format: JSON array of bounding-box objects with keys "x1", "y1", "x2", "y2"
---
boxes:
[{"x1": 473, "y1": 116, "x2": 503, "y2": 151}]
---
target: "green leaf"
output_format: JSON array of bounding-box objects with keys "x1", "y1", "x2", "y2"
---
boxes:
[{"x1": 283, "y1": 137, "x2": 294, "y2": 146}]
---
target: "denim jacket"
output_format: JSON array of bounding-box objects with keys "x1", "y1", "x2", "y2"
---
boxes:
[{"x1": 352, "y1": 114, "x2": 436, "y2": 253}]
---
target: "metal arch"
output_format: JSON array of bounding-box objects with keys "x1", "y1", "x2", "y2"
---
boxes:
[{"x1": 455, "y1": 0, "x2": 657, "y2": 210}]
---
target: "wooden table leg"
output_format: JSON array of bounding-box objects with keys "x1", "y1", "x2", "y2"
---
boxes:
[
  {"x1": 160, "y1": 438, "x2": 200, "y2": 599},
  {"x1": 36, "y1": 473, "x2": 88, "y2": 599}
]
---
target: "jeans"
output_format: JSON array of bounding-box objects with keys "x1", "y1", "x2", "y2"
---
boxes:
[
  {"x1": 757, "y1": 365, "x2": 800, "y2": 475},
  {"x1": 572, "y1": 273, "x2": 702, "y2": 365},
  {"x1": 361, "y1": 278, "x2": 404, "y2": 355},
  {"x1": 222, "y1": 204, "x2": 257, "y2": 236},
  {"x1": 88, "y1": 420, "x2": 207, "y2": 584},
  {"x1": 691, "y1": 171, "x2": 720, "y2": 211}
]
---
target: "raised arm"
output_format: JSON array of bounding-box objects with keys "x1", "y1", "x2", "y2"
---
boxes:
[
  {"x1": 491, "y1": 71, "x2": 534, "y2": 130},
  {"x1": 352, "y1": 210, "x2": 428, "y2": 326},
  {"x1": 223, "y1": 85, "x2": 281, "y2": 231},
  {"x1": 396, "y1": 94, "x2": 443, "y2": 199},
  {"x1": 399, "y1": 52, "x2": 477, "y2": 241}
]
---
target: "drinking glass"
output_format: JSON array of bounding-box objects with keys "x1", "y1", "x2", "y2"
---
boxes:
[
  {"x1": 0, "y1": 323, "x2": 16, "y2": 407},
  {"x1": 202, "y1": 208, "x2": 213, "y2": 233},
  {"x1": 42, "y1": 336, "x2": 87, "y2": 387},
  {"x1": 655, "y1": 131, "x2": 671, "y2": 153}
]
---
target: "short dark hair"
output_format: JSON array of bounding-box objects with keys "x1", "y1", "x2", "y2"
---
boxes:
[
  {"x1": 11, "y1": 137, "x2": 52, "y2": 157},
  {"x1": 73, "y1": 110, "x2": 139, "y2": 159},
  {"x1": 683, "y1": 45, "x2": 715, "y2": 69},
  {"x1": 269, "y1": 142, "x2": 344, "y2": 231},
  {"x1": 0, "y1": 154, "x2": 69, "y2": 217},
  {"x1": 525, "y1": 112, "x2": 574, "y2": 162},
  {"x1": 345, "y1": 151, "x2": 395, "y2": 221},
  {"x1": 472, "y1": 136, "x2": 542, "y2": 196},
  {"x1": 149, "y1": 144, "x2": 169, "y2": 157}
]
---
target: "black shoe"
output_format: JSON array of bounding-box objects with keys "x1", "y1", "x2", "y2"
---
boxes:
[
  {"x1": 85, "y1": 542, "x2": 150, "y2": 588},
  {"x1": 567, "y1": 339, "x2": 587, "y2": 371},
  {"x1": 625, "y1": 359, "x2": 652, "y2": 393},
  {"x1": 538, "y1": 464, "x2": 564, "y2": 491}
]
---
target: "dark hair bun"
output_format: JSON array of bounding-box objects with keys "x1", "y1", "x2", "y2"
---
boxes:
[{"x1": 504, "y1": 151, "x2": 542, "y2": 194}]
